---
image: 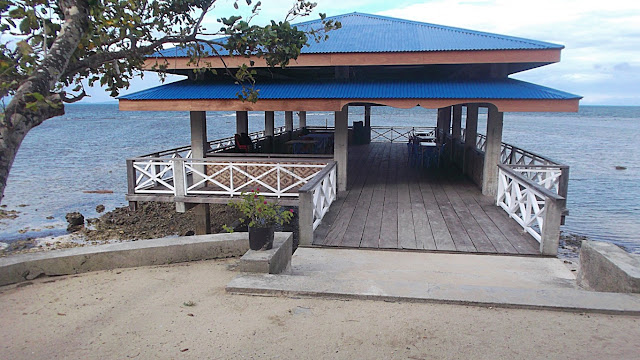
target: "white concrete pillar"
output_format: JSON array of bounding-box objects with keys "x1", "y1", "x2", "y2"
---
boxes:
[
  {"x1": 437, "y1": 107, "x2": 451, "y2": 143},
  {"x1": 334, "y1": 106, "x2": 349, "y2": 192},
  {"x1": 265, "y1": 111, "x2": 275, "y2": 137},
  {"x1": 364, "y1": 105, "x2": 371, "y2": 143},
  {"x1": 236, "y1": 111, "x2": 248, "y2": 134},
  {"x1": 189, "y1": 111, "x2": 210, "y2": 234},
  {"x1": 451, "y1": 105, "x2": 462, "y2": 162},
  {"x1": 190, "y1": 111, "x2": 207, "y2": 159},
  {"x1": 298, "y1": 111, "x2": 307, "y2": 128},
  {"x1": 482, "y1": 105, "x2": 504, "y2": 197},
  {"x1": 463, "y1": 104, "x2": 479, "y2": 177},
  {"x1": 285, "y1": 111, "x2": 294, "y2": 132},
  {"x1": 452, "y1": 105, "x2": 462, "y2": 143},
  {"x1": 364, "y1": 105, "x2": 371, "y2": 128}
]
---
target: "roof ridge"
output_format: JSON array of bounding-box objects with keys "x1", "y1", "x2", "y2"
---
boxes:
[{"x1": 293, "y1": 12, "x2": 563, "y2": 49}]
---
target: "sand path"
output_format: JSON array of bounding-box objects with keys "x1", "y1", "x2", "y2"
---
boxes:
[{"x1": 1, "y1": 259, "x2": 638, "y2": 359}]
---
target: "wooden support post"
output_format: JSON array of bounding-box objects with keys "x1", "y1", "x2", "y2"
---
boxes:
[
  {"x1": 482, "y1": 105, "x2": 504, "y2": 197},
  {"x1": 334, "y1": 106, "x2": 349, "y2": 192},
  {"x1": 298, "y1": 191, "x2": 314, "y2": 246},
  {"x1": 236, "y1": 111, "x2": 248, "y2": 134},
  {"x1": 540, "y1": 197, "x2": 565, "y2": 256},
  {"x1": 126, "y1": 159, "x2": 138, "y2": 211},
  {"x1": 285, "y1": 111, "x2": 294, "y2": 132},
  {"x1": 193, "y1": 203, "x2": 211, "y2": 235},
  {"x1": 298, "y1": 111, "x2": 307, "y2": 128},
  {"x1": 364, "y1": 105, "x2": 371, "y2": 144},
  {"x1": 189, "y1": 111, "x2": 210, "y2": 233},
  {"x1": 464, "y1": 104, "x2": 479, "y2": 178}
]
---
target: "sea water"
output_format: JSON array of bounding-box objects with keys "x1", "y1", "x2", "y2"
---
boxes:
[{"x1": 1, "y1": 104, "x2": 639, "y2": 253}]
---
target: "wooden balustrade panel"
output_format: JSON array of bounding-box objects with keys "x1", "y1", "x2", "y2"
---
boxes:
[{"x1": 205, "y1": 162, "x2": 326, "y2": 194}]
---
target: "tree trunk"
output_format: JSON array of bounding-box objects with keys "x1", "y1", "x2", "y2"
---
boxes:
[{"x1": 0, "y1": 0, "x2": 89, "y2": 204}]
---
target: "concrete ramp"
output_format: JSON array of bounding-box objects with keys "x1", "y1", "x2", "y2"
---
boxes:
[{"x1": 227, "y1": 248, "x2": 640, "y2": 315}]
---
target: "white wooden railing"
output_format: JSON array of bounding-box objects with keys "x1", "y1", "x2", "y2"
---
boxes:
[
  {"x1": 371, "y1": 126, "x2": 436, "y2": 143},
  {"x1": 497, "y1": 164, "x2": 565, "y2": 255},
  {"x1": 129, "y1": 159, "x2": 176, "y2": 194},
  {"x1": 458, "y1": 130, "x2": 569, "y2": 200},
  {"x1": 298, "y1": 161, "x2": 338, "y2": 245},
  {"x1": 180, "y1": 158, "x2": 328, "y2": 198},
  {"x1": 128, "y1": 155, "x2": 331, "y2": 199}
]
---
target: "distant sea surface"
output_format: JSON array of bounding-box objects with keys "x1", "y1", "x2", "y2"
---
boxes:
[{"x1": 1, "y1": 104, "x2": 639, "y2": 253}]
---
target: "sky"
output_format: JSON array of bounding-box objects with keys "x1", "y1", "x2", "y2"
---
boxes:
[{"x1": 83, "y1": 0, "x2": 640, "y2": 106}]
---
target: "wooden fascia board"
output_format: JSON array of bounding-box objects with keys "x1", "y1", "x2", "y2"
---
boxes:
[
  {"x1": 143, "y1": 49, "x2": 561, "y2": 70},
  {"x1": 119, "y1": 97, "x2": 579, "y2": 113}
]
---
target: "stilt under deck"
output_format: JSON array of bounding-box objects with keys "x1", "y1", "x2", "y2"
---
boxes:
[{"x1": 313, "y1": 142, "x2": 541, "y2": 255}]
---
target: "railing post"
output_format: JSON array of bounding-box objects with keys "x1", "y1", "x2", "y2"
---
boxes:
[
  {"x1": 126, "y1": 159, "x2": 138, "y2": 211},
  {"x1": 540, "y1": 197, "x2": 564, "y2": 256},
  {"x1": 298, "y1": 190, "x2": 314, "y2": 246},
  {"x1": 558, "y1": 166, "x2": 570, "y2": 225},
  {"x1": 558, "y1": 166, "x2": 570, "y2": 199},
  {"x1": 173, "y1": 158, "x2": 187, "y2": 213}
]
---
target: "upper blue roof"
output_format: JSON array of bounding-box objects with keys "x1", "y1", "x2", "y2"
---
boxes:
[
  {"x1": 151, "y1": 12, "x2": 563, "y2": 57},
  {"x1": 119, "y1": 78, "x2": 580, "y2": 101}
]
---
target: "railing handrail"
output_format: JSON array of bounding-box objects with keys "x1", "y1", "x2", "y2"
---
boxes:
[
  {"x1": 475, "y1": 133, "x2": 566, "y2": 167},
  {"x1": 299, "y1": 161, "x2": 337, "y2": 193},
  {"x1": 505, "y1": 164, "x2": 569, "y2": 170},
  {"x1": 498, "y1": 164, "x2": 564, "y2": 201}
]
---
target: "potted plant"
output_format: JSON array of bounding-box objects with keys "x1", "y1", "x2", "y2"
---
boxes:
[{"x1": 226, "y1": 189, "x2": 294, "y2": 250}]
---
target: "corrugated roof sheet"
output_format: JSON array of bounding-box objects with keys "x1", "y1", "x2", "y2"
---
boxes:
[
  {"x1": 119, "y1": 78, "x2": 580, "y2": 101},
  {"x1": 150, "y1": 12, "x2": 563, "y2": 58}
]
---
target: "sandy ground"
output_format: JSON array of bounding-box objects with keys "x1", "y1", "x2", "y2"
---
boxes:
[{"x1": 1, "y1": 259, "x2": 638, "y2": 360}]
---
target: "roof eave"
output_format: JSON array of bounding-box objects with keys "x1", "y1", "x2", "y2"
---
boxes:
[
  {"x1": 119, "y1": 97, "x2": 580, "y2": 113},
  {"x1": 142, "y1": 48, "x2": 562, "y2": 71}
]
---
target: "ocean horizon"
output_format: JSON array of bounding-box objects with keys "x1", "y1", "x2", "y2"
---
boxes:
[{"x1": 1, "y1": 104, "x2": 639, "y2": 254}]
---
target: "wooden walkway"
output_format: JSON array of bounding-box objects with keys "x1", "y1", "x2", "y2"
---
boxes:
[{"x1": 313, "y1": 142, "x2": 541, "y2": 255}]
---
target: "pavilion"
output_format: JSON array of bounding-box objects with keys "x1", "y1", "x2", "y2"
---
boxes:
[{"x1": 119, "y1": 13, "x2": 580, "y2": 256}]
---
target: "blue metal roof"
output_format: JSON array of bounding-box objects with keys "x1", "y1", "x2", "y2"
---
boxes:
[
  {"x1": 120, "y1": 78, "x2": 580, "y2": 101},
  {"x1": 150, "y1": 12, "x2": 563, "y2": 58}
]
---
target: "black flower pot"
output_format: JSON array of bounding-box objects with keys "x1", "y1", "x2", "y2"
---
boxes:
[{"x1": 248, "y1": 226, "x2": 274, "y2": 250}]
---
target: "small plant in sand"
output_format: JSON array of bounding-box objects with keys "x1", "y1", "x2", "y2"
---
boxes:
[
  {"x1": 183, "y1": 300, "x2": 196, "y2": 307},
  {"x1": 224, "y1": 189, "x2": 294, "y2": 231}
]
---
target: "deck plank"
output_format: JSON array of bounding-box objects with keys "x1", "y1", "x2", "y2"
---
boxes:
[
  {"x1": 360, "y1": 143, "x2": 391, "y2": 248},
  {"x1": 459, "y1": 181, "x2": 539, "y2": 255},
  {"x1": 379, "y1": 143, "x2": 400, "y2": 249},
  {"x1": 430, "y1": 175, "x2": 476, "y2": 252},
  {"x1": 455, "y1": 183, "x2": 519, "y2": 254},
  {"x1": 323, "y1": 144, "x2": 374, "y2": 246},
  {"x1": 408, "y1": 176, "x2": 437, "y2": 250},
  {"x1": 340, "y1": 143, "x2": 385, "y2": 247},
  {"x1": 312, "y1": 145, "x2": 371, "y2": 246},
  {"x1": 397, "y1": 146, "x2": 418, "y2": 250},
  {"x1": 418, "y1": 172, "x2": 456, "y2": 251},
  {"x1": 442, "y1": 179, "x2": 497, "y2": 253},
  {"x1": 313, "y1": 142, "x2": 543, "y2": 256}
]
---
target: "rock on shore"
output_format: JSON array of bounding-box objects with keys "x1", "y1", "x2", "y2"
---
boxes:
[{"x1": 82, "y1": 202, "x2": 242, "y2": 241}]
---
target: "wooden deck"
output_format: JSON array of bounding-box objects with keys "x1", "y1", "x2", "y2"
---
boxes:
[{"x1": 313, "y1": 142, "x2": 541, "y2": 255}]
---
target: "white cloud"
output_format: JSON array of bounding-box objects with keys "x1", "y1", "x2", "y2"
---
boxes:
[{"x1": 378, "y1": 0, "x2": 640, "y2": 105}]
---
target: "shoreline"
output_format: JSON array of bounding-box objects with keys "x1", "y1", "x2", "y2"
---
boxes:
[{"x1": 2, "y1": 201, "x2": 582, "y2": 262}]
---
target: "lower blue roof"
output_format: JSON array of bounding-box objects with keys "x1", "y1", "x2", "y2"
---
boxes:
[{"x1": 119, "y1": 78, "x2": 581, "y2": 101}]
